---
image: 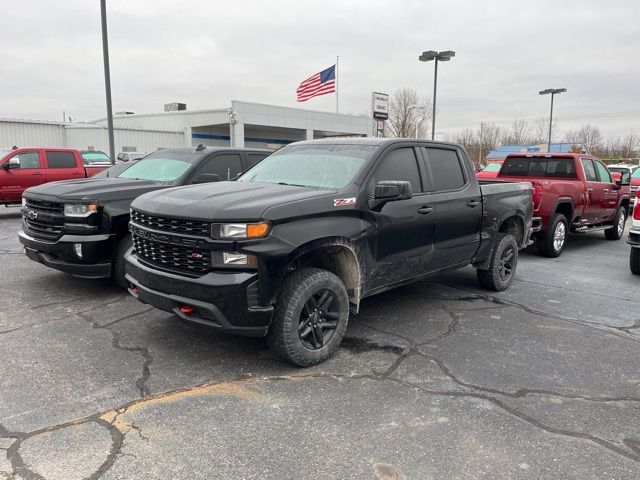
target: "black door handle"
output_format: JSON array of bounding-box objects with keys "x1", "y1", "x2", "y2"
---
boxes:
[
  {"x1": 467, "y1": 200, "x2": 480, "y2": 208},
  {"x1": 417, "y1": 206, "x2": 433, "y2": 215}
]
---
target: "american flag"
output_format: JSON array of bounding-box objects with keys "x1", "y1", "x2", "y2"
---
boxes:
[{"x1": 296, "y1": 65, "x2": 336, "y2": 102}]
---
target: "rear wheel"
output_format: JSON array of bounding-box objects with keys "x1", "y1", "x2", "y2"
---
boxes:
[
  {"x1": 112, "y1": 234, "x2": 132, "y2": 289},
  {"x1": 631, "y1": 248, "x2": 640, "y2": 275},
  {"x1": 537, "y1": 213, "x2": 568, "y2": 257},
  {"x1": 267, "y1": 268, "x2": 349, "y2": 366},
  {"x1": 477, "y1": 233, "x2": 518, "y2": 291},
  {"x1": 604, "y1": 207, "x2": 626, "y2": 240}
]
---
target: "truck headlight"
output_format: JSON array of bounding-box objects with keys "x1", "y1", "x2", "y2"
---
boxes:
[
  {"x1": 217, "y1": 222, "x2": 270, "y2": 239},
  {"x1": 64, "y1": 204, "x2": 98, "y2": 217}
]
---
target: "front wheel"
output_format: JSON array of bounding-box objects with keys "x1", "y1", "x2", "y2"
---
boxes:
[
  {"x1": 631, "y1": 248, "x2": 640, "y2": 275},
  {"x1": 604, "y1": 207, "x2": 626, "y2": 240},
  {"x1": 267, "y1": 268, "x2": 349, "y2": 366},
  {"x1": 477, "y1": 233, "x2": 518, "y2": 291}
]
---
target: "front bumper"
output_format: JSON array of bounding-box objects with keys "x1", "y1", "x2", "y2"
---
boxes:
[
  {"x1": 628, "y1": 228, "x2": 640, "y2": 248},
  {"x1": 18, "y1": 230, "x2": 114, "y2": 278},
  {"x1": 125, "y1": 250, "x2": 273, "y2": 336}
]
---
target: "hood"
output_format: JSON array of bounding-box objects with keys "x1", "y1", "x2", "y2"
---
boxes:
[
  {"x1": 24, "y1": 178, "x2": 167, "y2": 203},
  {"x1": 131, "y1": 181, "x2": 335, "y2": 221}
]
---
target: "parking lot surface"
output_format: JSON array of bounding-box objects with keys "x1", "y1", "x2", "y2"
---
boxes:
[{"x1": 1, "y1": 207, "x2": 639, "y2": 479}]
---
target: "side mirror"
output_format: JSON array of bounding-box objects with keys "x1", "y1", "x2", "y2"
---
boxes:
[
  {"x1": 192, "y1": 173, "x2": 221, "y2": 184},
  {"x1": 611, "y1": 172, "x2": 622, "y2": 190},
  {"x1": 3, "y1": 157, "x2": 20, "y2": 170},
  {"x1": 374, "y1": 180, "x2": 413, "y2": 201}
]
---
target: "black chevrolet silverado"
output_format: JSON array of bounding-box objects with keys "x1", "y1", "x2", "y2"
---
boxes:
[
  {"x1": 125, "y1": 138, "x2": 534, "y2": 366},
  {"x1": 18, "y1": 146, "x2": 270, "y2": 287}
]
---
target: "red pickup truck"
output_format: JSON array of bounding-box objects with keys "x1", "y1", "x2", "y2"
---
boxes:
[
  {"x1": 0, "y1": 147, "x2": 107, "y2": 205},
  {"x1": 496, "y1": 153, "x2": 631, "y2": 257}
]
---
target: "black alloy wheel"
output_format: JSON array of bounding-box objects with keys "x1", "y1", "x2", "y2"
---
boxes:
[
  {"x1": 298, "y1": 289, "x2": 340, "y2": 350},
  {"x1": 498, "y1": 244, "x2": 515, "y2": 283}
]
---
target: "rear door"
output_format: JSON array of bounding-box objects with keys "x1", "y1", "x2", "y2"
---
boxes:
[
  {"x1": 422, "y1": 146, "x2": 482, "y2": 268},
  {"x1": 366, "y1": 145, "x2": 436, "y2": 290},
  {"x1": 593, "y1": 159, "x2": 618, "y2": 221},
  {"x1": 580, "y1": 158, "x2": 605, "y2": 222},
  {"x1": 0, "y1": 150, "x2": 45, "y2": 202},
  {"x1": 44, "y1": 150, "x2": 84, "y2": 182}
]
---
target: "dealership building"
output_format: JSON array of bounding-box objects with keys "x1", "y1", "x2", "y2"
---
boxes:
[{"x1": 0, "y1": 100, "x2": 372, "y2": 154}]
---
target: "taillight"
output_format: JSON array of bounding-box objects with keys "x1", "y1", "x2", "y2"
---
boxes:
[
  {"x1": 633, "y1": 198, "x2": 640, "y2": 221},
  {"x1": 532, "y1": 184, "x2": 543, "y2": 209}
]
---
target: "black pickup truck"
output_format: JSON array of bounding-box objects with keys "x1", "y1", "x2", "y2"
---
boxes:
[
  {"x1": 18, "y1": 146, "x2": 270, "y2": 287},
  {"x1": 125, "y1": 138, "x2": 534, "y2": 366}
]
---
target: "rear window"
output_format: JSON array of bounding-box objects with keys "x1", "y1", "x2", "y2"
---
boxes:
[{"x1": 500, "y1": 157, "x2": 577, "y2": 179}]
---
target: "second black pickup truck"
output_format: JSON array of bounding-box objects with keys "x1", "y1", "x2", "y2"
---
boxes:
[
  {"x1": 18, "y1": 146, "x2": 270, "y2": 287},
  {"x1": 125, "y1": 138, "x2": 534, "y2": 366}
]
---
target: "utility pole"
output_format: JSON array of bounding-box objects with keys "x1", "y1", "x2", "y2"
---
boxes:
[
  {"x1": 479, "y1": 122, "x2": 485, "y2": 164},
  {"x1": 100, "y1": 0, "x2": 116, "y2": 165}
]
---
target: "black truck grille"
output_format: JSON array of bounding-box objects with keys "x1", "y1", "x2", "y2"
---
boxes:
[
  {"x1": 131, "y1": 209, "x2": 211, "y2": 237},
  {"x1": 132, "y1": 235, "x2": 211, "y2": 275},
  {"x1": 23, "y1": 199, "x2": 64, "y2": 241}
]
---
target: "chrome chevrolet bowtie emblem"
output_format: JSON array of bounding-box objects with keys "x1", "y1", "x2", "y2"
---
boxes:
[{"x1": 26, "y1": 210, "x2": 38, "y2": 220}]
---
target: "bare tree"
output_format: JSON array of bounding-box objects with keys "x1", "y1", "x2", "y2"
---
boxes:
[
  {"x1": 385, "y1": 88, "x2": 432, "y2": 138},
  {"x1": 565, "y1": 125, "x2": 604, "y2": 155},
  {"x1": 530, "y1": 118, "x2": 559, "y2": 145}
]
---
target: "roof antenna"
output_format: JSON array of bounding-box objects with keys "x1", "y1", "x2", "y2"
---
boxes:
[{"x1": 195, "y1": 144, "x2": 206, "y2": 151}]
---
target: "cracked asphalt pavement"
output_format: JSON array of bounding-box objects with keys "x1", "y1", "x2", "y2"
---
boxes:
[{"x1": 1, "y1": 207, "x2": 639, "y2": 479}]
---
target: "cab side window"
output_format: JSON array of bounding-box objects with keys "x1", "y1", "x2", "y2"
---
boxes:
[
  {"x1": 368, "y1": 148, "x2": 422, "y2": 194},
  {"x1": 581, "y1": 158, "x2": 597, "y2": 182},
  {"x1": 247, "y1": 153, "x2": 268, "y2": 169},
  {"x1": 46, "y1": 151, "x2": 76, "y2": 168},
  {"x1": 12, "y1": 151, "x2": 41, "y2": 169},
  {"x1": 197, "y1": 154, "x2": 242, "y2": 181},
  {"x1": 424, "y1": 147, "x2": 466, "y2": 191},
  {"x1": 594, "y1": 160, "x2": 612, "y2": 183}
]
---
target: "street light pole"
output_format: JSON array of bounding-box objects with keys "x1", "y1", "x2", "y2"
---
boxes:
[
  {"x1": 100, "y1": 0, "x2": 115, "y2": 165},
  {"x1": 539, "y1": 88, "x2": 566, "y2": 153},
  {"x1": 419, "y1": 50, "x2": 455, "y2": 140}
]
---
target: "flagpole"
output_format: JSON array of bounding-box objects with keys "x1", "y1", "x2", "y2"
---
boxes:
[{"x1": 335, "y1": 55, "x2": 339, "y2": 114}]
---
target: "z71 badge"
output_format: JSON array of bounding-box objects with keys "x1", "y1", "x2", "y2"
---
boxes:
[{"x1": 333, "y1": 198, "x2": 356, "y2": 207}]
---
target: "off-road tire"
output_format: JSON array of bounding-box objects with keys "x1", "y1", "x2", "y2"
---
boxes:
[
  {"x1": 604, "y1": 206, "x2": 626, "y2": 240},
  {"x1": 537, "y1": 213, "x2": 568, "y2": 258},
  {"x1": 267, "y1": 267, "x2": 349, "y2": 367},
  {"x1": 630, "y1": 248, "x2": 640, "y2": 275},
  {"x1": 477, "y1": 233, "x2": 518, "y2": 291},
  {"x1": 112, "y1": 234, "x2": 132, "y2": 289}
]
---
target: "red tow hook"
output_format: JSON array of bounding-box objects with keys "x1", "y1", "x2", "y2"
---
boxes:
[
  {"x1": 131, "y1": 286, "x2": 140, "y2": 294},
  {"x1": 180, "y1": 305, "x2": 196, "y2": 314}
]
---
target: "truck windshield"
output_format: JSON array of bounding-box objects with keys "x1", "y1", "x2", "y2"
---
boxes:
[
  {"x1": 81, "y1": 152, "x2": 111, "y2": 164},
  {"x1": 117, "y1": 151, "x2": 198, "y2": 184},
  {"x1": 500, "y1": 157, "x2": 577, "y2": 179},
  {"x1": 238, "y1": 144, "x2": 375, "y2": 189},
  {"x1": 482, "y1": 163, "x2": 502, "y2": 172},
  {"x1": 632, "y1": 168, "x2": 640, "y2": 179}
]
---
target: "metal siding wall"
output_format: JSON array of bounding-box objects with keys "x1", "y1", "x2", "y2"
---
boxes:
[
  {"x1": 102, "y1": 110, "x2": 229, "y2": 130},
  {"x1": 65, "y1": 127, "x2": 184, "y2": 152},
  {"x1": 0, "y1": 121, "x2": 66, "y2": 147}
]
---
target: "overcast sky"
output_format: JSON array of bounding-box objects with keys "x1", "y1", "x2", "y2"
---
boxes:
[{"x1": 1, "y1": 0, "x2": 638, "y2": 139}]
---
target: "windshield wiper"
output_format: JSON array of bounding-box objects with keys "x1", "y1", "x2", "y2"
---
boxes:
[{"x1": 277, "y1": 182, "x2": 307, "y2": 188}]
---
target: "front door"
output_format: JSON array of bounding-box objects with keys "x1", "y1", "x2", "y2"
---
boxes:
[
  {"x1": 593, "y1": 159, "x2": 618, "y2": 221},
  {"x1": 0, "y1": 150, "x2": 45, "y2": 203},
  {"x1": 423, "y1": 146, "x2": 482, "y2": 268},
  {"x1": 366, "y1": 146, "x2": 436, "y2": 291}
]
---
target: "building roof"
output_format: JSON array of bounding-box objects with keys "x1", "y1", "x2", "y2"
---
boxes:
[{"x1": 487, "y1": 142, "x2": 586, "y2": 159}]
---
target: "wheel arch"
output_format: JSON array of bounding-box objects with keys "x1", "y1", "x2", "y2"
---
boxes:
[{"x1": 286, "y1": 238, "x2": 362, "y2": 312}]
